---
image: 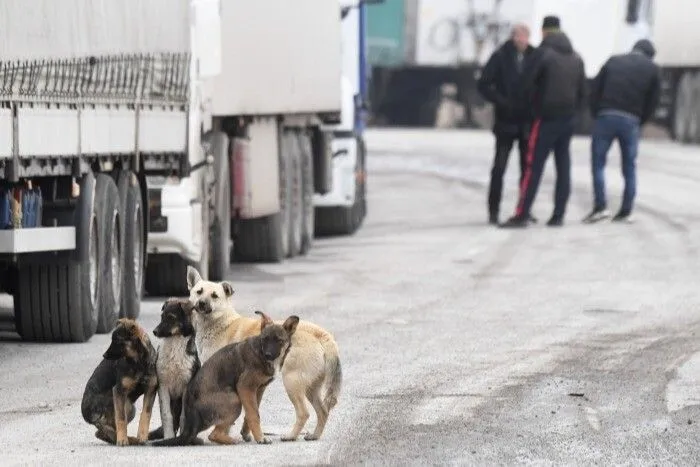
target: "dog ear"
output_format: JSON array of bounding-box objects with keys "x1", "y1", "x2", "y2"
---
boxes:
[
  {"x1": 221, "y1": 281, "x2": 235, "y2": 297},
  {"x1": 186, "y1": 266, "x2": 202, "y2": 290},
  {"x1": 103, "y1": 338, "x2": 122, "y2": 360},
  {"x1": 255, "y1": 310, "x2": 274, "y2": 330},
  {"x1": 283, "y1": 315, "x2": 300, "y2": 336}
]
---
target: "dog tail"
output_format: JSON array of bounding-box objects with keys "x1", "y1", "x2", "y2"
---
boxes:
[
  {"x1": 323, "y1": 351, "x2": 342, "y2": 411},
  {"x1": 148, "y1": 426, "x2": 164, "y2": 440},
  {"x1": 149, "y1": 434, "x2": 193, "y2": 447}
]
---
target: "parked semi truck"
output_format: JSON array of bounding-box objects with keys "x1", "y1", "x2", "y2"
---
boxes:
[
  {"x1": 0, "y1": 0, "x2": 372, "y2": 343},
  {"x1": 650, "y1": 0, "x2": 700, "y2": 143},
  {"x1": 367, "y1": 0, "x2": 651, "y2": 132}
]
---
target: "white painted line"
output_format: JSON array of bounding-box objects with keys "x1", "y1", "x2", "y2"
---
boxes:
[
  {"x1": 585, "y1": 406, "x2": 601, "y2": 431},
  {"x1": 666, "y1": 351, "x2": 700, "y2": 412},
  {"x1": 410, "y1": 395, "x2": 484, "y2": 426}
]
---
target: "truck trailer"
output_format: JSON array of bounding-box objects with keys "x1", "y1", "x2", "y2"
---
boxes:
[
  {"x1": 0, "y1": 0, "x2": 371, "y2": 343},
  {"x1": 367, "y1": 0, "x2": 652, "y2": 132},
  {"x1": 650, "y1": 0, "x2": 700, "y2": 143}
]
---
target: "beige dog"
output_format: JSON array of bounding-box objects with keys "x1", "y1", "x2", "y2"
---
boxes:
[{"x1": 186, "y1": 266, "x2": 341, "y2": 442}]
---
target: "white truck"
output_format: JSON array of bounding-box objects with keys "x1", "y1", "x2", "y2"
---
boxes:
[
  {"x1": 650, "y1": 0, "x2": 700, "y2": 143},
  {"x1": 0, "y1": 0, "x2": 371, "y2": 343},
  {"x1": 369, "y1": 0, "x2": 652, "y2": 132}
]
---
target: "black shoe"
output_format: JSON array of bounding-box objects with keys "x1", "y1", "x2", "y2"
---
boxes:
[
  {"x1": 546, "y1": 216, "x2": 563, "y2": 227},
  {"x1": 489, "y1": 213, "x2": 499, "y2": 225},
  {"x1": 612, "y1": 210, "x2": 634, "y2": 223},
  {"x1": 500, "y1": 215, "x2": 529, "y2": 229},
  {"x1": 582, "y1": 207, "x2": 610, "y2": 224}
]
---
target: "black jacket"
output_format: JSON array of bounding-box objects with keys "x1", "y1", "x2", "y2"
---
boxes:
[
  {"x1": 522, "y1": 32, "x2": 587, "y2": 120},
  {"x1": 589, "y1": 39, "x2": 661, "y2": 124},
  {"x1": 477, "y1": 39, "x2": 535, "y2": 131}
]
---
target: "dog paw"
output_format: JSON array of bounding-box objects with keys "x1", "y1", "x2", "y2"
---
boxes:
[
  {"x1": 129, "y1": 436, "x2": 146, "y2": 446},
  {"x1": 240, "y1": 433, "x2": 252, "y2": 442},
  {"x1": 256, "y1": 437, "x2": 272, "y2": 445},
  {"x1": 116, "y1": 438, "x2": 129, "y2": 447},
  {"x1": 304, "y1": 434, "x2": 319, "y2": 441},
  {"x1": 280, "y1": 436, "x2": 297, "y2": 442}
]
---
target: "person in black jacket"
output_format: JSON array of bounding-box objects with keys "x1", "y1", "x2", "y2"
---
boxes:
[
  {"x1": 582, "y1": 39, "x2": 661, "y2": 224},
  {"x1": 501, "y1": 16, "x2": 586, "y2": 228},
  {"x1": 477, "y1": 23, "x2": 535, "y2": 225}
]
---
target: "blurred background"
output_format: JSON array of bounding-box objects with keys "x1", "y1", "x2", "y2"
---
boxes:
[{"x1": 364, "y1": 0, "x2": 696, "y2": 141}]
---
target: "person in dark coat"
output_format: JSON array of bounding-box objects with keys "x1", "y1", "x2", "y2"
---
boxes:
[
  {"x1": 501, "y1": 15, "x2": 587, "y2": 228},
  {"x1": 582, "y1": 39, "x2": 661, "y2": 224},
  {"x1": 477, "y1": 23, "x2": 535, "y2": 225}
]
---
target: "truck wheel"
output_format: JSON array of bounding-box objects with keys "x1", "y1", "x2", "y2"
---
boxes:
[
  {"x1": 299, "y1": 131, "x2": 315, "y2": 255},
  {"x1": 314, "y1": 136, "x2": 367, "y2": 237},
  {"x1": 145, "y1": 254, "x2": 190, "y2": 296},
  {"x1": 287, "y1": 131, "x2": 303, "y2": 257},
  {"x1": 14, "y1": 172, "x2": 99, "y2": 342},
  {"x1": 673, "y1": 73, "x2": 693, "y2": 142},
  {"x1": 209, "y1": 132, "x2": 232, "y2": 280},
  {"x1": 234, "y1": 130, "x2": 290, "y2": 263},
  {"x1": 95, "y1": 174, "x2": 123, "y2": 334},
  {"x1": 119, "y1": 171, "x2": 144, "y2": 318}
]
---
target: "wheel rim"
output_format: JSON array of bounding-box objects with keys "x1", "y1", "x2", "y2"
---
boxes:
[
  {"x1": 111, "y1": 211, "x2": 121, "y2": 309},
  {"x1": 89, "y1": 215, "x2": 98, "y2": 314},
  {"x1": 133, "y1": 206, "x2": 143, "y2": 291}
]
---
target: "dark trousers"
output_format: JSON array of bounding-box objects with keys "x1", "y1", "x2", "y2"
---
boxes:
[
  {"x1": 515, "y1": 116, "x2": 575, "y2": 219},
  {"x1": 488, "y1": 126, "x2": 529, "y2": 217},
  {"x1": 591, "y1": 112, "x2": 640, "y2": 213}
]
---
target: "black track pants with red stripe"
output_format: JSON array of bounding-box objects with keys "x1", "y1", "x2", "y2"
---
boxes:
[{"x1": 514, "y1": 116, "x2": 575, "y2": 219}]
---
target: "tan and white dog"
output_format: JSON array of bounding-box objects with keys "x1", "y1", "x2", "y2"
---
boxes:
[{"x1": 186, "y1": 266, "x2": 342, "y2": 442}]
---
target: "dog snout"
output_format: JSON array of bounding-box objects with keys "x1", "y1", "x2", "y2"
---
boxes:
[
  {"x1": 195, "y1": 299, "x2": 211, "y2": 313},
  {"x1": 263, "y1": 351, "x2": 276, "y2": 361}
]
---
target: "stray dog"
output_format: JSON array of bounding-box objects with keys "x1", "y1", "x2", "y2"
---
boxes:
[
  {"x1": 186, "y1": 265, "x2": 342, "y2": 441},
  {"x1": 147, "y1": 298, "x2": 200, "y2": 440},
  {"x1": 151, "y1": 311, "x2": 299, "y2": 446},
  {"x1": 81, "y1": 318, "x2": 158, "y2": 446}
]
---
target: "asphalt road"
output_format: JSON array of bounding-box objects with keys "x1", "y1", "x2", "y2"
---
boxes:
[{"x1": 2, "y1": 128, "x2": 700, "y2": 466}]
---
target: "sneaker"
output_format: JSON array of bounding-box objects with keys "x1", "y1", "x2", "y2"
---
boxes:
[
  {"x1": 489, "y1": 213, "x2": 499, "y2": 225},
  {"x1": 500, "y1": 215, "x2": 529, "y2": 229},
  {"x1": 612, "y1": 211, "x2": 634, "y2": 223},
  {"x1": 546, "y1": 216, "x2": 563, "y2": 227},
  {"x1": 582, "y1": 207, "x2": 610, "y2": 224}
]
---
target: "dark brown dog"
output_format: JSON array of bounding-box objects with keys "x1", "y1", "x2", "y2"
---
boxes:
[
  {"x1": 151, "y1": 311, "x2": 299, "y2": 446},
  {"x1": 81, "y1": 318, "x2": 158, "y2": 446}
]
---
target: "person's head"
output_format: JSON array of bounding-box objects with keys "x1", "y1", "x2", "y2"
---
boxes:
[
  {"x1": 511, "y1": 23, "x2": 530, "y2": 52},
  {"x1": 632, "y1": 38, "x2": 656, "y2": 59},
  {"x1": 541, "y1": 15, "x2": 561, "y2": 38}
]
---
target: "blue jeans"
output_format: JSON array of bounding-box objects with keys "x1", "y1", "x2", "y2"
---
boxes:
[{"x1": 591, "y1": 113, "x2": 640, "y2": 213}]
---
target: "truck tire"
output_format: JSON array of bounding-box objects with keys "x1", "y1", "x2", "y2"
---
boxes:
[
  {"x1": 119, "y1": 171, "x2": 144, "y2": 319},
  {"x1": 14, "y1": 172, "x2": 99, "y2": 342},
  {"x1": 299, "y1": 131, "x2": 315, "y2": 255},
  {"x1": 673, "y1": 73, "x2": 692, "y2": 142},
  {"x1": 96, "y1": 174, "x2": 123, "y2": 334},
  {"x1": 287, "y1": 131, "x2": 303, "y2": 257},
  {"x1": 145, "y1": 254, "x2": 190, "y2": 296},
  {"x1": 314, "y1": 136, "x2": 367, "y2": 237},
  {"x1": 208, "y1": 132, "x2": 231, "y2": 280},
  {"x1": 234, "y1": 130, "x2": 290, "y2": 263}
]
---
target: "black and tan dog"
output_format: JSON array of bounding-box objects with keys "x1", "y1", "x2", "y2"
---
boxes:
[
  {"x1": 81, "y1": 318, "x2": 158, "y2": 446},
  {"x1": 148, "y1": 298, "x2": 200, "y2": 440},
  {"x1": 151, "y1": 311, "x2": 299, "y2": 446}
]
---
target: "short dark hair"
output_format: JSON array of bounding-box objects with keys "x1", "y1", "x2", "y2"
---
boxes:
[{"x1": 542, "y1": 15, "x2": 560, "y2": 31}]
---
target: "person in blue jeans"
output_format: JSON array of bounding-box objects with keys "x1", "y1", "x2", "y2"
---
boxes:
[{"x1": 583, "y1": 39, "x2": 661, "y2": 224}]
